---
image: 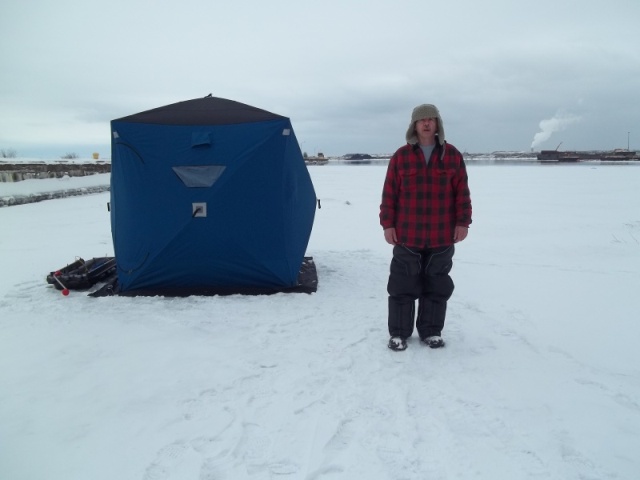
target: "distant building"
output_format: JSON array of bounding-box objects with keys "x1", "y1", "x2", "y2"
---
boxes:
[{"x1": 343, "y1": 153, "x2": 372, "y2": 160}]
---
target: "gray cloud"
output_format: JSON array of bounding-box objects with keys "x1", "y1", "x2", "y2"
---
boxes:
[{"x1": 1, "y1": 0, "x2": 639, "y2": 157}]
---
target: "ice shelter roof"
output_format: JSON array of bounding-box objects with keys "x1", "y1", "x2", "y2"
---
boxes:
[{"x1": 112, "y1": 95, "x2": 285, "y2": 126}]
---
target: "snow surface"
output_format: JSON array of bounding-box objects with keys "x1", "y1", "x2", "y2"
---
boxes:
[
  {"x1": 1, "y1": 163, "x2": 640, "y2": 480},
  {"x1": 0, "y1": 173, "x2": 111, "y2": 206}
]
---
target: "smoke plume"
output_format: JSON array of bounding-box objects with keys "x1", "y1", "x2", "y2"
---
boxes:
[{"x1": 531, "y1": 112, "x2": 582, "y2": 149}]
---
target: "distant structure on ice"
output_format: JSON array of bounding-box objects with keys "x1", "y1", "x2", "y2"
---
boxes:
[{"x1": 537, "y1": 149, "x2": 638, "y2": 162}]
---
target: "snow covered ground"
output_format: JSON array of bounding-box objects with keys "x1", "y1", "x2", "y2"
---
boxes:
[
  {"x1": 1, "y1": 163, "x2": 639, "y2": 480},
  {"x1": 0, "y1": 173, "x2": 111, "y2": 207}
]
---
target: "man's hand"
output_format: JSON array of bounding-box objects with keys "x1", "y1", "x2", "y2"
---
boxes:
[
  {"x1": 383, "y1": 228, "x2": 397, "y2": 245},
  {"x1": 454, "y1": 226, "x2": 469, "y2": 243}
]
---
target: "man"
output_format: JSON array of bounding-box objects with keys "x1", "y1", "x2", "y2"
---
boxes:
[{"x1": 380, "y1": 104, "x2": 472, "y2": 351}]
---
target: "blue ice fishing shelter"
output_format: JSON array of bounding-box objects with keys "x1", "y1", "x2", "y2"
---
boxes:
[{"x1": 109, "y1": 96, "x2": 317, "y2": 295}]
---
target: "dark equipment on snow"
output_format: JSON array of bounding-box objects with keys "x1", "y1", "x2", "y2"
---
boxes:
[{"x1": 46, "y1": 257, "x2": 117, "y2": 291}]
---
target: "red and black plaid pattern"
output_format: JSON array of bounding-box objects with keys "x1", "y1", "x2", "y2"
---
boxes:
[{"x1": 380, "y1": 143, "x2": 472, "y2": 248}]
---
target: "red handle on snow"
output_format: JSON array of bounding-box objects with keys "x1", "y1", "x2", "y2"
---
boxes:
[{"x1": 53, "y1": 271, "x2": 70, "y2": 296}]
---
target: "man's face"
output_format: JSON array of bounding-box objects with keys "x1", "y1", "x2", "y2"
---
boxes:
[
  {"x1": 415, "y1": 117, "x2": 438, "y2": 143},
  {"x1": 415, "y1": 117, "x2": 437, "y2": 135}
]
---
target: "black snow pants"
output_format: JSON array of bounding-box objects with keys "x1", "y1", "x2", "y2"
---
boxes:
[{"x1": 387, "y1": 244, "x2": 455, "y2": 340}]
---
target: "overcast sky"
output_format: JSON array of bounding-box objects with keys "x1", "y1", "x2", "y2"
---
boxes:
[{"x1": 1, "y1": 0, "x2": 639, "y2": 157}]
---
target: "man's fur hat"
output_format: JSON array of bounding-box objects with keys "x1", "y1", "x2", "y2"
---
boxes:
[{"x1": 405, "y1": 104, "x2": 445, "y2": 145}]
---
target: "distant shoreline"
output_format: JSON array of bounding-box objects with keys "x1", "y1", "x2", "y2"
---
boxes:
[{"x1": 2, "y1": 150, "x2": 638, "y2": 182}]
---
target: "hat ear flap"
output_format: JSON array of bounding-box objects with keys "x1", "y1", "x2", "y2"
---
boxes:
[
  {"x1": 436, "y1": 114, "x2": 445, "y2": 145},
  {"x1": 405, "y1": 121, "x2": 417, "y2": 144}
]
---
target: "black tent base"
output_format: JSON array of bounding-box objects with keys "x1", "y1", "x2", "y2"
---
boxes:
[{"x1": 88, "y1": 257, "x2": 318, "y2": 297}]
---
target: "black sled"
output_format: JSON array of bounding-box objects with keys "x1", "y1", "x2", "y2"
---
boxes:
[{"x1": 46, "y1": 257, "x2": 117, "y2": 291}]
